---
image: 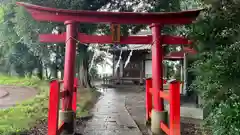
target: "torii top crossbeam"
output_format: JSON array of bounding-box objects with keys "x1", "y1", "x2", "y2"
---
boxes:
[{"x1": 16, "y1": 2, "x2": 201, "y2": 24}]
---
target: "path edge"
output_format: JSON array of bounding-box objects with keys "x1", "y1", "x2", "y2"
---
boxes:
[{"x1": 124, "y1": 97, "x2": 144, "y2": 135}]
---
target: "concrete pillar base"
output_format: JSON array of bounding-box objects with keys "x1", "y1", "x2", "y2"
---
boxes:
[
  {"x1": 151, "y1": 109, "x2": 168, "y2": 135},
  {"x1": 59, "y1": 110, "x2": 76, "y2": 135}
]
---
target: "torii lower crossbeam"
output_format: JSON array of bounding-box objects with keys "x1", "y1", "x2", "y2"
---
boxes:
[{"x1": 39, "y1": 33, "x2": 192, "y2": 45}]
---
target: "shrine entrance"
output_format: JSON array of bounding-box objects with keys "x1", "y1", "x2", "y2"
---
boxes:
[{"x1": 17, "y1": 2, "x2": 201, "y2": 135}]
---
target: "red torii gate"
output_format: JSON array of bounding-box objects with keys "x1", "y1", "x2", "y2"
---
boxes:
[{"x1": 17, "y1": 2, "x2": 201, "y2": 135}]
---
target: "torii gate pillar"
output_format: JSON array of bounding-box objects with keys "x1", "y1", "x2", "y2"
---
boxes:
[
  {"x1": 150, "y1": 24, "x2": 168, "y2": 135},
  {"x1": 60, "y1": 21, "x2": 77, "y2": 134},
  {"x1": 151, "y1": 23, "x2": 164, "y2": 111}
]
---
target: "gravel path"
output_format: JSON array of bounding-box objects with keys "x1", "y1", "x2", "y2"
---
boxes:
[{"x1": 0, "y1": 85, "x2": 37, "y2": 109}]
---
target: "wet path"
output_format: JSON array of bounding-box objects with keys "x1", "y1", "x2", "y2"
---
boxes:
[
  {"x1": 124, "y1": 86, "x2": 204, "y2": 135},
  {"x1": 83, "y1": 87, "x2": 142, "y2": 135}
]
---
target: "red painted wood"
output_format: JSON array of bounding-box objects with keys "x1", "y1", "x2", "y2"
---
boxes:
[
  {"x1": 163, "y1": 35, "x2": 192, "y2": 45},
  {"x1": 151, "y1": 24, "x2": 164, "y2": 111},
  {"x1": 16, "y1": 2, "x2": 201, "y2": 24},
  {"x1": 159, "y1": 91, "x2": 170, "y2": 101},
  {"x1": 169, "y1": 81, "x2": 181, "y2": 135},
  {"x1": 183, "y1": 46, "x2": 197, "y2": 54},
  {"x1": 39, "y1": 33, "x2": 192, "y2": 45},
  {"x1": 163, "y1": 79, "x2": 167, "y2": 84},
  {"x1": 59, "y1": 91, "x2": 69, "y2": 99},
  {"x1": 62, "y1": 21, "x2": 77, "y2": 111},
  {"x1": 78, "y1": 33, "x2": 152, "y2": 44},
  {"x1": 72, "y1": 78, "x2": 78, "y2": 112},
  {"x1": 59, "y1": 80, "x2": 64, "y2": 83},
  {"x1": 48, "y1": 80, "x2": 60, "y2": 135},
  {"x1": 145, "y1": 78, "x2": 152, "y2": 121},
  {"x1": 165, "y1": 47, "x2": 197, "y2": 60},
  {"x1": 160, "y1": 122, "x2": 170, "y2": 135},
  {"x1": 58, "y1": 122, "x2": 64, "y2": 134}
]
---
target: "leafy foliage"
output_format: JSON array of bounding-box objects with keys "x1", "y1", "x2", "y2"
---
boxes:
[
  {"x1": 190, "y1": 0, "x2": 240, "y2": 134},
  {"x1": 192, "y1": 42, "x2": 240, "y2": 134},
  {"x1": 0, "y1": 0, "x2": 111, "y2": 81}
]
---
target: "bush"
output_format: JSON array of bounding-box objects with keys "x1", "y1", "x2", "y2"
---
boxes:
[
  {"x1": 191, "y1": 42, "x2": 240, "y2": 135},
  {"x1": 206, "y1": 94, "x2": 240, "y2": 135}
]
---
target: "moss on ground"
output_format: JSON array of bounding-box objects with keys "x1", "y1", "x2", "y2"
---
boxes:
[{"x1": 0, "y1": 76, "x2": 100, "y2": 135}]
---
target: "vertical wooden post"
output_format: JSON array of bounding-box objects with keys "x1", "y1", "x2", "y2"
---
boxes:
[
  {"x1": 140, "y1": 60, "x2": 144, "y2": 85},
  {"x1": 180, "y1": 60, "x2": 184, "y2": 94},
  {"x1": 116, "y1": 54, "x2": 120, "y2": 84},
  {"x1": 72, "y1": 78, "x2": 78, "y2": 112},
  {"x1": 62, "y1": 21, "x2": 77, "y2": 110},
  {"x1": 150, "y1": 23, "x2": 164, "y2": 111},
  {"x1": 183, "y1": 53, "x2": 187, "y2": 95},
  {"x1": 120, "y1": 59, "x2": 124, "y2": 84},
  {"x1": 145, "y1": 78, "x2": 152, "y2": 122},
  {"x1": 61, "y1": 20, "x2": 77, "y2": 134},
  {"x1": 169, "y1": 81, "x2": 180, "y2": 135},
  {"x1": 112, "y1": 54, "x2": 115, "y2": 77},
  {"x1": 151, "y1": 23, "x2": 166, "y2": 135},
  {"x1": 48, "y1": 80, "x2": 60, "y2": 135}
]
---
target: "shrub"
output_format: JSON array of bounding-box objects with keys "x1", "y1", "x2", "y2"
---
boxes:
[{"x1": 191, "y1": 42, "x2": 240, "y2": 135}]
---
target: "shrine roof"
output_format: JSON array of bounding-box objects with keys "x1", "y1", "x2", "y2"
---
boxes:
[{"x1": 164, "y1": 48, "x2": 197, "y2": 60}]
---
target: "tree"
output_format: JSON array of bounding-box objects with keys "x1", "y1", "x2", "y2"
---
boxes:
[
  {"x1": 189, "y1": 0, "x2": 240, "y2": 134},
  {"x1": 0, "y1": 0, "x2": 112, "y2": 86}
]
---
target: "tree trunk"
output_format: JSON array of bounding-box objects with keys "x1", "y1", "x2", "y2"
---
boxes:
[
  {"x1": 45, "y1": 68, "x2": 48, "y2": 79},
  {"x1": 45, "y1": 67, "x2": 52, "y2": 80},
  {"x1": 49, "y1": 63, "x2": 58, "y2": 79},
  {"x1": 37, "y1": 59, "x2": 43, "y2": 80},
  {"x1": 77, "y1": 45, "x2": 92, "y2": 88},
  {"x1": 54, "y1": 64, "x2": 58, "y2": 79},
  {"x1": 55, "y1": 46, "x2": 60, "y2": 79}
]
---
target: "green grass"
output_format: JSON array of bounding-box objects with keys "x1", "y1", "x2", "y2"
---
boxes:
[
  {"x1": 0, "y1": 75, "x2": 100, "y2": 135},
  {"x1": 76, "y1": 88, "x2": 101, "y2": 117}
]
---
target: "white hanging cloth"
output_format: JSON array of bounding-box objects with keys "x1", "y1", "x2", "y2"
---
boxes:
[
  {"x1": 114, "y1": 49, "x2": 122, "y2": 73},
  {"x1": 102, "y1": 48, "x2": 110, "y2": 74},
  {"x1": 124, "y1": 50, "x2": 133, "y2": 68},
  {"x1": 89, "y1": 47, "x2": 97, "y2": 71}
]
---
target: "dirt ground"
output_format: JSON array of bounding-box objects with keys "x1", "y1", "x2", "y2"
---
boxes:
[{"x1": 24, "y1": 117, "x2": 90, "y2": 135}]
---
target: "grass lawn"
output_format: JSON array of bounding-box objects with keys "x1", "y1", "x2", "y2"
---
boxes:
[{"x1": 0, "y1": 76, "x2": 100, "y2": 135}]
